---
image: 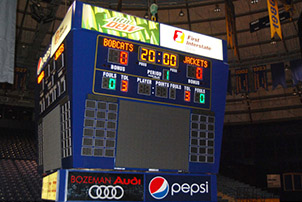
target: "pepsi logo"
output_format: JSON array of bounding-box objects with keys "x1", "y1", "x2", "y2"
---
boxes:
[{"x1": 149, "y1": 176, "x2": 169, "y2": 200}]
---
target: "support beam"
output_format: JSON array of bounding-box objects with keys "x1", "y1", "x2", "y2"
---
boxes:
[
  {"x1": 229, "y1": 49, "x2": 300, "y2": 68},
  {"x1": 227, "y1": 93, "x2": 294, "y2": 103},
  {"x1": 117, "y1": 0, "x2": 122, "y2": 11},
  {"x1": 185, "y1": 0, "x2": 192, "y2": 30},
  {"x1": 165, "y1": 0, "x2": 302, "y2": 26},
  {"x1": 245, "y1": 94, "x2": 253, "y2": 123},
  {"x1": 23, "y1": 0, "x2": 61, "y2": 80},
  {"x1": 81, "y1": 0, "x2": 226, "y2": 11},
  {"x1": 17, "y1": 0, "x2": 29, "y2": 43},
  {"x1": 225, "y1": 104, "x2": 302, "y2": 115}
]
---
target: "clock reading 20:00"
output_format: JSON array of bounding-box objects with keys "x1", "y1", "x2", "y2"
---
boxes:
[{"x1": 139, "y1": 47, "x2": 178, "y2": 68}]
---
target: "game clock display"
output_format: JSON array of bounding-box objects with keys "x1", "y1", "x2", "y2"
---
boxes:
[{"x1": 139, "y1": 47, "x2": 178, "y2": 68}]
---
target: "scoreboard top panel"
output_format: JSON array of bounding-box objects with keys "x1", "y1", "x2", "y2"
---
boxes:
[
  {"x1": 36, "y1": 1, "x2": 227, "y2": 77},
  {"x1": 81, "y1": 3, "x2": 225, "y2": 61}
]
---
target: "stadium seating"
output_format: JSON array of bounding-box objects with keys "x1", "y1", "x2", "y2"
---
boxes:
[
  {"x1": 0, "y1": 127, "x2": 41, "y2": 202},
  {"x1": 0, "y1": 126, "x2": 281, "y2": 202},
  {"x1": 0, "y1": 128, "x2": 37, "y2": 160},
  {"x1": 217, "y1": 175, "x2": 280, "y2": 202}
]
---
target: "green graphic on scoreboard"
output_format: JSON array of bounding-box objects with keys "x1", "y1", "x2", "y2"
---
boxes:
[{"x1": 82, "y1": 4, "x2": 160, "y2": 45}]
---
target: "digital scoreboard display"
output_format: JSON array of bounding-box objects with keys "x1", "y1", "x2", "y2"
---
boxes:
[
  {"x1": 36, "y1": 31, "x2": 225, "y2": 173},
  {"x1": 37, "y1": 2, "x2": 229, "y2": 201},
  {"x1": 94, "y1": 35, "x2": 212, "y2": 109},
  {"x1": 36, "y1": 2, "x2": 228, "y2": 187}
]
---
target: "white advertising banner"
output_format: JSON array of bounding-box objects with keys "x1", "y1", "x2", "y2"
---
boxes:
[
  {"x1": 160, "y1": 24, "x2": 223, "y2": 61},
  {"x1": 51, "y1": 4, "x2": 72, "y2": 57},
  {"x1": 0, "y1": 0, "x2": 17, "y2": 84}
]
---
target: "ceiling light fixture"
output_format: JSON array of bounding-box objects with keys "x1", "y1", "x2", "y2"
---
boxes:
[
  {"x1": 270, "y1": 38, "x2": 277, "y2": 45},
  {"x1": 284, "y1": 64, "x2": 289, "y2": 71},
  {"x1": 214, "y1": 4, "x2": 221, "y2": 12},
  {"x1": 144, "y1": 12, "x2": 149, "y2": 19},
  {"x1": 179, "y1": 9, "x2": 184, "y2": 17},
  {"x1": 251, "y1": 0, "x2": 259, "y2": 4},
  {"x1": 30, "y1": 2, "x2": 55, "y2": 23},
  {"x1": 293, "y1": 89, "x2": 297, "y2": 96}
]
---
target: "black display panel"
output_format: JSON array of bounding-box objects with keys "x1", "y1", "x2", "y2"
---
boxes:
[{"x1": 116, "y1": 100, "x2": 190, "y2": 171}]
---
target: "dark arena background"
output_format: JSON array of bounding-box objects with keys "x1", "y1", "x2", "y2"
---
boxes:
[{"x1": 0, "y1": 0, "x2": 302, "y2": 202}]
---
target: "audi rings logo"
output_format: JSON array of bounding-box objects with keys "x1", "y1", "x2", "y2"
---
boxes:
[{"x1": 89, "y1": 185, "x2": 124, "y2": 200}]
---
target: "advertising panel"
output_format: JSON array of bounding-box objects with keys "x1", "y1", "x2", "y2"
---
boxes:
[
  {"x1": 51, "y1": 5, "x2": 72, "y2": 57},
  {"x1": 82, "y1": 4, "x2": 160, "y2": 45},
  {"x1": 145, "y1": 174, "x2": 211, "y2": 201},
  {"x1": 36, "y1": 45, "x2": 51, "y2": 75},
  {"x1": 41, "y1": 171, "x2": 58, "y2": 201},
  {"x1": 67, "y1": 171, "x2": 144, "y2": 201},
  {"x1": 160, "y1": 24, "x2": 223, "y2": 61}
]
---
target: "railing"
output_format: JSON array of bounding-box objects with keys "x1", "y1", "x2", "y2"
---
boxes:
[{"x1": 235, "y1": 187, "x2": 279, "y2": 202}]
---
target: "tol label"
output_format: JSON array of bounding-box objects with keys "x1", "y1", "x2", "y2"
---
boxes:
[{"x1": 121, "y1": 75, "x2": 129, "y2": 80}]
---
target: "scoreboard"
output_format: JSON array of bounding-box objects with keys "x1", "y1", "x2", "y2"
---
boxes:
[
  {"x1": 37, "y1": 1, "x2": 229, "y2": 201},
  {"x1": 94, "y1": 35, "x2": 212, "y2": 110}
]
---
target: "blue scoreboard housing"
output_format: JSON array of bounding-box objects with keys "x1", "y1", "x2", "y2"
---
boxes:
[{"x1": 37, "y1": 1, "x2": 229, "y2": 201}]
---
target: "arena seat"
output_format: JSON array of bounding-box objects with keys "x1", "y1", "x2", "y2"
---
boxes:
[{"x1": 0, "y1": 127, "x2": 41, "y2": 202}]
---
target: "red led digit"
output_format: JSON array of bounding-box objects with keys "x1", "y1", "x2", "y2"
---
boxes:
[
  {"x1": 120, "y1": 51, "x2": 128, "y2": 65},
  {"x1": 196, "y1": 67, "x2": 203, "y2": 80},
  {"x1": 121, "y1": 80, "x2": 128, "y2": 92},
  {"x1": 185, "y1": 91, "x2": 191, "y2": 102}
]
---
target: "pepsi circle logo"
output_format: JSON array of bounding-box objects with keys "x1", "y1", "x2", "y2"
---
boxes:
[{"x1": 149, "y1": 176, "x2": 169, "y2": 200}]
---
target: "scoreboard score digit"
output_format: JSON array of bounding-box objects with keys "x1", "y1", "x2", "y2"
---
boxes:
[{"x1": 108, "y1": 49, "x2": 129, "y2": 66}]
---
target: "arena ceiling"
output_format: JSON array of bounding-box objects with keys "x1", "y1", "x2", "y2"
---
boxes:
[
  {"x1": 9, "y1": 0, "x2": 302, "y2": 122},
  {"x1": 16, "y1": 0, "x2": 302, "y2": 71}
]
